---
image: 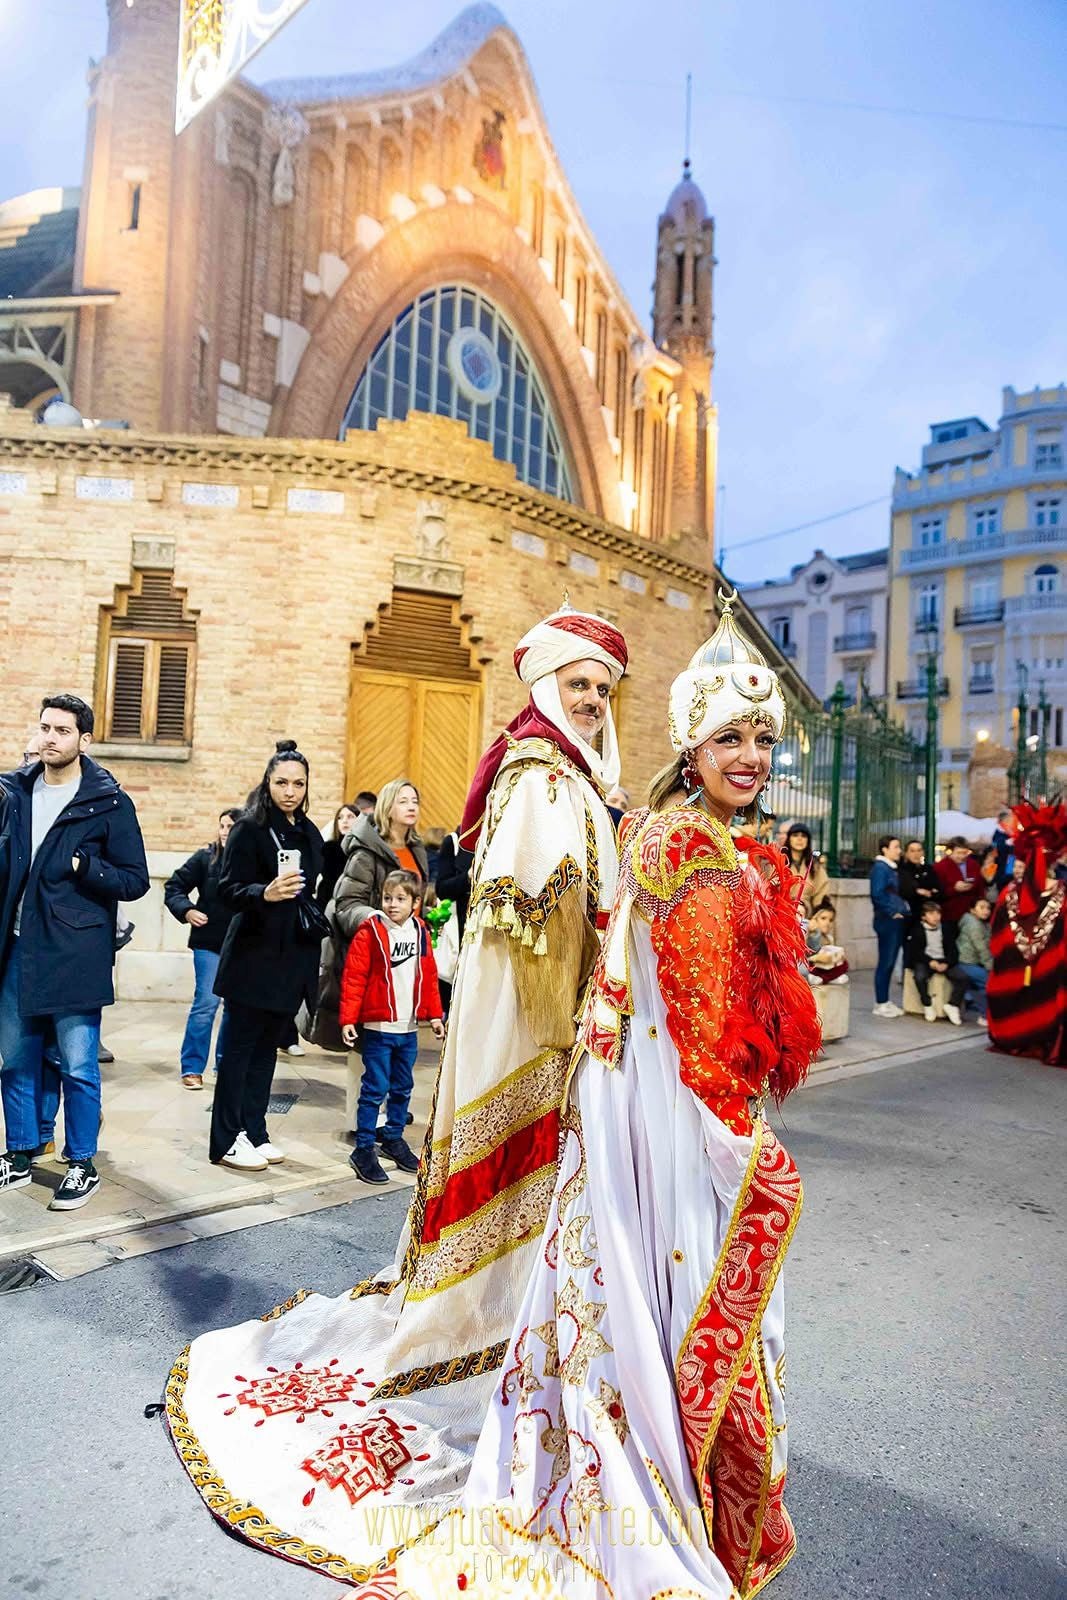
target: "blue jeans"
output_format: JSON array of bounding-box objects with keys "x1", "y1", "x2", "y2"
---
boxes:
[
  {"x1": 180, "y1": 948, "x2": 227, "y2": 1075},
  {"x1": 0, "y1": 942, "x2": 102, "y2": 1161},
  {"x1": 356, "y1": 1030, "x2": 419, "y2": 1150},
  {"x1": 873, "y1": 915, "x2": 904, "y2": 1005},
  {"x1": 954, "y1": 962, "x2": 988, "y2": 1014}
]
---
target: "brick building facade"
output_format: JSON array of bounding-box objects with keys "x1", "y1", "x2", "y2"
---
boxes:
[{"x1": 0, "y1": 2, "x2": 812, "y2": 863}]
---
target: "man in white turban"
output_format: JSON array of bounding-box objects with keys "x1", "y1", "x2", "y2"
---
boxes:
[{"x1": 170, "y1": 606, "x2": 629, "y2": 1582}]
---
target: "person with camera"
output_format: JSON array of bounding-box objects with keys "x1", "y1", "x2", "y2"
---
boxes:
[{"x1": 209, "y1": 741, "x2": 323, "y2": 1171}]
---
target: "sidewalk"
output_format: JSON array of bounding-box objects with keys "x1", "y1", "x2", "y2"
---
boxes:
[{"x1": 0, "y1": 971, "x2": 984, "y2": 1275}]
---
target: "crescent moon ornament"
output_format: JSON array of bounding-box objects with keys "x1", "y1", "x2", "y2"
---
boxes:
[{"x1": 731, "y1": 668, "x2": 774, "y2": 703}]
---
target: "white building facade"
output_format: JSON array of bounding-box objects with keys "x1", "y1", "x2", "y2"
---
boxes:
[{"x1": 740, "y1": 546, "x2": 889, "y2": 706}]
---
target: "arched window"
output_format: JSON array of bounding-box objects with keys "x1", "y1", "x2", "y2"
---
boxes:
[
  {"x1": 1032, "y1": 562, "x2": 1060, "y2": 595},
  {"x1": 97, "y1": 570, "x2": 199, "y2": 746},
  {"x1": 341, "y1": 284, "x2": 574, "y2": 501}
]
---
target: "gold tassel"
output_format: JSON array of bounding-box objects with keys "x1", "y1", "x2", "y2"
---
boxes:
[{"x1": 1024, "y1": 964, "x2": 1032, "y2": 987}]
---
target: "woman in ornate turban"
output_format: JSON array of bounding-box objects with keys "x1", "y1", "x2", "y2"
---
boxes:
[{"x1": 391, "y1": 592, "x2": 821, "y2": 1598}]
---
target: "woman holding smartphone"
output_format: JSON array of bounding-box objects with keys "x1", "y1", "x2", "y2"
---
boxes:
[{"x1": 209, "y1": 740, "x2": 323, "y2": 1171}]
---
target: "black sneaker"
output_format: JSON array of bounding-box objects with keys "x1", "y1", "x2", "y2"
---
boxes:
[
  {"x1": 98, "y1": 1045, "x2": 116, "y2": 1065},
  {"x1": 48, "y1": 1161, "x2": 101, "y2": 1211},
  {"x1": 349, "y1": 1147, "x2": 388, "y2": 1185},
  {"x1": 0, "y1": 1152, "x2": 32, "y2": 1192},
  {"x1": 379, "y1": 1136, "x2": 419, "y2": 1173}
]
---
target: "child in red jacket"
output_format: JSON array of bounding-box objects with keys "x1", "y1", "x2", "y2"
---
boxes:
[{"x1": 340, "y1": 869, "x2": 444, "y2": 1185}]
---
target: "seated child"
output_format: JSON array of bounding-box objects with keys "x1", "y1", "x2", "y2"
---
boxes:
[
  {"x1": 903, "y1": 900, "x2": 965, "y2": 1025},
  {"x1": 340, "y1": 869, "x2": 445, "y2": 1186},
  {"x1": 805, "y1": 897, "x2": 850, "y2": 985}
]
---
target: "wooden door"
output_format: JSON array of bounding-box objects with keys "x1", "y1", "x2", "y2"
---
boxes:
[{"x1": 346, "y1": 669, "x2": 482, "y2": 831}]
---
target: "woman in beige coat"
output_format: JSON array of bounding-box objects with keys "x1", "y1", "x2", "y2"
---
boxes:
[{"x1": 308, "y1": 778, "x2": 428, "y2": 1050}]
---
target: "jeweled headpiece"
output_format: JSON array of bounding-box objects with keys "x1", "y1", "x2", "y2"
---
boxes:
[{"x1": 669, "y1": 588, "x2": 786, "y2": 750}]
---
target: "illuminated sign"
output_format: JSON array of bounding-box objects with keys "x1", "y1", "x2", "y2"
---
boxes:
[{"x1": 176, "y1": 0, "x2": 313, "y2": 133}]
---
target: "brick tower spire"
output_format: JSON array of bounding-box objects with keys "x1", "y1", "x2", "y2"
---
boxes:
[{"x1": 652, "y1": 159, "x2": 716, "y2": 549}]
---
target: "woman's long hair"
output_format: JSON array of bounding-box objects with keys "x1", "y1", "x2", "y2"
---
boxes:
[
  {"x1": 331, "y1": 801, "x2": 359, "y2": 843},
  {"x1": 785, "y1": 823, "x2": 814, "y2": 870},
  {"x1": 249, "y1": 739, "x2": 310, "y2": 827},
  {"x1": 374, "y1": 777, "x2": 421, "y2": 847},
  {"x1": 210, "y1": 807, "x2": 243, "y2": 858},
  {"x1": 646, "y1": 751, "x2": 763, "y2": 824}
]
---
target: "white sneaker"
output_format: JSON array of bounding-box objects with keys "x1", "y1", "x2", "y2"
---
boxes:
[
  {"x1": 220, "y1": 1132, "x2": 268, "y2": 1171},
  {"x1": 884, "y1": 1002, "x2": 904, "y2": 1017},
  {"x1": 253, "y1": 1139, "x2": 286, "y2": 1164},
  {"x1": 923, "y1": 1004, "x2": 937, "y2": 1023},
  {"x1": 944, "y1": 1003, "x2": 962, "y2": 1027},
  {"x1": 283, "y1": 1043, "x2": 306, "y2": 1058}
]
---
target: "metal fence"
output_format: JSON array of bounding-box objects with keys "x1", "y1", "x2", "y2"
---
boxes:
[{"x1": 764, "y1": 684, "x2": 927, "y2": 875}]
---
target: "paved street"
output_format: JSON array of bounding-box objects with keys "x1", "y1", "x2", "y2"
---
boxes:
[{"x1": 1, "y1": 1037, "x2": 1063, "y2": 1600}]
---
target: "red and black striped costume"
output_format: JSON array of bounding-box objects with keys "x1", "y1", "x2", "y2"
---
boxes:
[{"x1": 987, "y1": 883, "x2": 1066, "y2": 1065}]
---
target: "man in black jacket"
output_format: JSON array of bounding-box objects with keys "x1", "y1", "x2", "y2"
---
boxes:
[{"x1": 0, "y1": 695, "x2": 149, "y2": 1207}]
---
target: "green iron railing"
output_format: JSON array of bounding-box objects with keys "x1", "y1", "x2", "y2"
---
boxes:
[{"x1": 764, "y1": 681, "x2": 926, "y2": 875}]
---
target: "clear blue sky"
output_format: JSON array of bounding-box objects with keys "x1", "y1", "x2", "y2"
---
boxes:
[{"x1": 3, "y1": 0, "x2": 1066, "y2": 580}]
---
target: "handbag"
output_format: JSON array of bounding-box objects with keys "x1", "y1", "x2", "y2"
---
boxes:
[{"x1": 295, "y1": 894, "x2": 331, "y2": 946}]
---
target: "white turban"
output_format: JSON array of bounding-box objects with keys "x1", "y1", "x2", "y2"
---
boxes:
[
  {"x1": 669, "y1": 591, "x2": 786, "y2": 750},
  {"x1": 514, "y1": 608, "x2": 628, "y2": 790}
]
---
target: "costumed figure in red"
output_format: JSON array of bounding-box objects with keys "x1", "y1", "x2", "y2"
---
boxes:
[
  {"x1": 390, "y1": 590, "x2": 821, "y2": 1598},
  {"x1": 987, "y1": 799, "x2": 1067, "y2": 1067}
]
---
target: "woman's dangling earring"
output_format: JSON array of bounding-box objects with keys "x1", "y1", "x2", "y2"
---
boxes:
[{"x1": 682, "y1": 753, "x2": 702, "y2": 794}]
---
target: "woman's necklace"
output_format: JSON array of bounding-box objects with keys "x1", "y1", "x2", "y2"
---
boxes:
[{"x1": 1004, "y1": 881, "x2": 1065, "y2": 985}]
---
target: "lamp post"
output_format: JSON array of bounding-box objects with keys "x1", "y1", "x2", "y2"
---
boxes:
[
  {"x1": 827, "y1": 682, "x2": 846, "y2": 877},
  {"x1": 1037, "y1": 680, "x2": 1050, "y2": 800},
  {"x1": 1013, "y1": 663, "x2": 1029, "y2": 802},
  {"x1": 923, "y1": 649, "x2": 939, "y2": 861}
]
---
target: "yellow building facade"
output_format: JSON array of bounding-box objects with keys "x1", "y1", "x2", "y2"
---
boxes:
[{"x1": 889, "y1": 384, "x2": 1067, "y2": 809}]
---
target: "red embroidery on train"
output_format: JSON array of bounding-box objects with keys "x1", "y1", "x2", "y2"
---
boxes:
[
  {"x1": 300, "y1": 1415, "x2": 415, "y2": 1506},
  {"x1": 219, "y1": 1359, "x2": 372, "y2": 1422}
]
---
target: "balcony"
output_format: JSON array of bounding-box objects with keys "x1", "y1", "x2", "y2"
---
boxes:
[
  {"x1": 954, "y1": 602, "x2": 1005, "y2": 627},
  {"x1": 833, "y1": 629, "x2": 876, "y2": 653},
  {"x1": 913, "y1": 616, "x2": 941, "y2": 635},
  {"x1": 1004, "y1": 592, "x2": 1067, "y2": 619},
  {"x1": 898, "y1": 525, "x2": 1063, "y2": 571},
  {"x1": 897, "y1": 677, "x2": 950, "y2": 701},
  {"x1": 967, "y1": 676, "x2": 996, "y2": 695}
]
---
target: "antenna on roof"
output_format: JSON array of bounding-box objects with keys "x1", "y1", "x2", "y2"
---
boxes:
[{"x1": 684, "y1": 72, "x2": 693, "y2": 174}]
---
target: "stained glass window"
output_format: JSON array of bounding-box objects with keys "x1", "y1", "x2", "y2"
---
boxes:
[{"x1": 341, "y1": 284, "x2": 574, "y2": 502}]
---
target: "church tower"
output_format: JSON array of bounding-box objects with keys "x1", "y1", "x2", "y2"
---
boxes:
[
  {"x1": 653, "y1": 159, "x2": 716, "y2": 552},
  {"x1": 73, "y1": 0, "x2": 198, "y2": 429}
]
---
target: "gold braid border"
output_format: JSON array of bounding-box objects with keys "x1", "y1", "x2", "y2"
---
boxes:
[
  {"x1": 371, "y1": 1338, "x2": 509, "y2": 1401},
  {"x1": 164, "y1": 1346, "x2": 440, "y2": 1583},
  {"x1": 467, "y1": 855, "x2": 584, "y2": 947}
]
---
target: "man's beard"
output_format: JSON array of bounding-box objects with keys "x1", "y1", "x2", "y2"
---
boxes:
[{"x1": 566, "y1": 714, "x2": 599, "y2": 744}]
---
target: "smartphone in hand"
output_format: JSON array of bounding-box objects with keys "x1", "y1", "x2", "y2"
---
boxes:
[{"x1": 277, "y1": 848, "x2": 302, "y2": 877}]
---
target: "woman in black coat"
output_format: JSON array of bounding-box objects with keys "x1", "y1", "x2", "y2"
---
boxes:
[
  {"x1": 210, "y1": 742, "x2": 323, "y2": 1171},
  {"x1": 164, "y1": 807, "x2": 242, "y2": 1090}
]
